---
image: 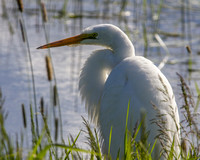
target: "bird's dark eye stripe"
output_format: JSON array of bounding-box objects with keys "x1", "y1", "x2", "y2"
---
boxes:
[{"x1": 89, "y1": 33, "x2": 98, "y2": 39}]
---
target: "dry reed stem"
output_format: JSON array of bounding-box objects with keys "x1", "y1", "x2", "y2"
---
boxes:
[
  {"x1": 16, "y1": 0, "x2": 23, "y2": 12},
  {"x1": 45, "y1": 56, "x2": 53, "y2": 81},
  {"x1": 41, "y1": 2, "x2": 48, "y2": 22}
]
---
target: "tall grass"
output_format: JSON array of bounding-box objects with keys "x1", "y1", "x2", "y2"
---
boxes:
[
  {"x1": 0, "y1": 74, "x2": 199, "y2": 159},
  {"x1": 40, "y1": 1, "x2": 64, "y2": 142},
  {"x1": 16, "y1": 0, "x2": 40, "y2": 140}
]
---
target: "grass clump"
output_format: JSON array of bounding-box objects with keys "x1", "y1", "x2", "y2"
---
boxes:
[{"x1": 0, "y1": 72, "x2": 200, "y2": 159}]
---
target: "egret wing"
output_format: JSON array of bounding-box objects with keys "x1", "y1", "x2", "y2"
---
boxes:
[{"x1": 99, "y1": 56, "x2": 180, "y2": 159}]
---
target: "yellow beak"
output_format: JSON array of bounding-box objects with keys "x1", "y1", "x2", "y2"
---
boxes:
[{"x1": 37, "y1": 34, "x2": 89, "y2": 49}]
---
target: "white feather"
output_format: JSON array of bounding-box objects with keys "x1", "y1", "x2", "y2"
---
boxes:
[
  {"x1": 79, "y1": 49, "x2": 115, "y2": 124},
  {"x1": 41, "y1": 24, "x2": 180, "y2": 159},
  {"x1": 77, "y1": 24, "x2": 180, "y2": 159}
]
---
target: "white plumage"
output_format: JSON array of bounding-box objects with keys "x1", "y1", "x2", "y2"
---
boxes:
[{"x1": 38, "y1": 24, "x2": 180, "y2": 159}]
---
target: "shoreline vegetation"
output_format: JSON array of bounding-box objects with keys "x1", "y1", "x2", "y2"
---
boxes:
[
  {"x1": 0, "y1": 0, "x2": 200, "y2": 159},
  {"x1": 0, "y1": 73, "x2": 200, "y2": 159}
]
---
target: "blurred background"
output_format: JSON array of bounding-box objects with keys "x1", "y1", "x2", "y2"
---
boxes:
[{"x1": 0, "y1": 0, "x2": 200, "y2": 149}]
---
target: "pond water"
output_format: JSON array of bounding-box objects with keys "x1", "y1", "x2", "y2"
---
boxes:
[{"x1": 0, "y1": 0, "x2": 200, "y2": 149}]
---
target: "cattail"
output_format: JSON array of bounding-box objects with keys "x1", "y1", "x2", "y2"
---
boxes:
[
  {"x1": 19, "y1": 19, "x2": 25, "y2": 42},
  {"x1": 186, "y1": 45, "x2": 192, "y2": 54},
  {"x1": 53, "y1": 85, "x2": 57, "y2": 106},
  {"x1": 40, "y1": 2, "x2": 48, "y2": 22},
  {"x1": 45, "y1": 56, "x2": 53, "y2": 81},
  {"x1": 54, "y1": 118, "x2": 58, "y2": 141},
  {"x1": 40, "y1": 97, "x2": 44, "y2": 116},
  {"x1": 21, "y1": 104, "x2": 27, "y2": 128},
  {"x1": 16, "y1": 0, "x2": 23, "y2": 12}
]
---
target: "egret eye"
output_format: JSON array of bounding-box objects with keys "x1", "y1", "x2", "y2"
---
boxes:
[
  {"x1": 90, "y1": 32, "x2": 98, "y2": 39},
  {"x1": 93, "y1": 33, "x2": 98, "y2": 38}
]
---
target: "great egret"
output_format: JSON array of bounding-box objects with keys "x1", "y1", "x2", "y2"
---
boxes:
[{"x1": 38, "y1": 24, "x2": 180, "y2": 159}]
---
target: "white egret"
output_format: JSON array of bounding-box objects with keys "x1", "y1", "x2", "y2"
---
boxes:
[{"x1": 38, "y1": 24, "x2": 180, "y2": 159}]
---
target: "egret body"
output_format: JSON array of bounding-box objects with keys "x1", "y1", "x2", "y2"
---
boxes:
[{"x1": 38, "y1": 24, "x2": 180, "y2": 159}]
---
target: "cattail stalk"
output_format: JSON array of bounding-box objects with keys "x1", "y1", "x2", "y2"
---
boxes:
[
  {"x1": 40, "y1": 2, "x2": 48, "y2": 22},
  {"x1": 41, "y1": 6, "x2": 63, "y2": 141},
  {"x1": 45, "y1": 56, "x2": 53, "y2": 81},
  {"x1": 16, "y1": 0, "x2": 23, "y2": 12},
  {"x1": 16, "y1": 0, "x2": 39, "y2": 139}
]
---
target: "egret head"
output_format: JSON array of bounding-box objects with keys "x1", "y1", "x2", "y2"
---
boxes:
[
  {"x1": 37, "y1": 24, "x2": 134, "y2": 52},
  {"x1": 79, "y1": 24, "x2": 126, "y2": 47}
]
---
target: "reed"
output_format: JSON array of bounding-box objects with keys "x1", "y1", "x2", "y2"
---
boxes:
[
  {"x1": 185, "y1": 0, "x2": 192, "y2": 47},
  {"x1": 15, "y1": 0, "x2": 39, "y2": 140},
  {"x1": 16, "y1": 0, "x2": 23, "y2": 12},
  {"x1": 186, "y1": 45, "x2": 191, "y2": 54},
  {"x1": 181, "y1": 0, "x2": 186, "y2": 40},
  {"x1": 2, "y1": 0, "x2": 8, "y2": 19},
  {"x1": 40, "y1": 101, "x2": 57, "y2": 159},
  {"x1": 82, "y1": 117, "x2": 102, "y2": 160},
  {"x1": 40, "y1": 2, "x2": 48, "y2": 23},
  {"x1": 45, "y1": 56, "x2": 53, "y2": 81},
  {"x1": 186, "y1": 45, "x2": 193, "y2": 72},
  {"x1": 154, "y1": 0, "x2": 164, "y2": 33},
  {"x1": 53, "y1": 85, "x2": 57, "y2": 106},
  {"x1": 194, "y1": 83, "x2": 200, "y2": 112},
  {"x1": 177, "y1": 73, "x2": 200, "y2": 159},
  {"x1": 0, "y1": 89, "x2": 14, "y2": 159},
  {"x1": 108, "y1": 126, "x2": 112, "y2": 159},
  {"x1": 120, "y1": 0, "x2": 127, "y2": 14},
  {"x1": 21, "y1": 104, "x2": 27, "y2": 128},
  {"x1": 38, "y1": 0, "x2": 64, "y2": 142},
  {"x1": 54, "y1": 118, "x2": 58, "y2": 142},
  {"x1": 177, "y1": 73, "x2": 194, "y2": 127},
  {"x1": 142, "y1": 0, "x2": 148, "y2": 57},
  {"x1": 0, "y1": 88, "x2": 199, "y2": 159},
  {"x1": 19, "y1": 19, "x2": 25, "y2": 42},
  {"x1": 58, "y1": 0, "x2": 68, "y2": 18},
  {"x1": 40, "y1": 97, "x2": 44, "y2": 116},
  {"x1": 30, "y1": 104, "x2": 37, "y2": 149},
  {"x1": 155, "y1": 34, "x2": 170, "y2": 70}
]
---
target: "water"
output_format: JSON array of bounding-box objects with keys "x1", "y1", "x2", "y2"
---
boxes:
[{"x1": 0, "y1": 0, "x2": 200, "y2": 149}]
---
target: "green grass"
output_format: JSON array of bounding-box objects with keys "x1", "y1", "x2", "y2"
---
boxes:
[{"x1": 0, "y1": 73, "x2": 200, "y2": 160}]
